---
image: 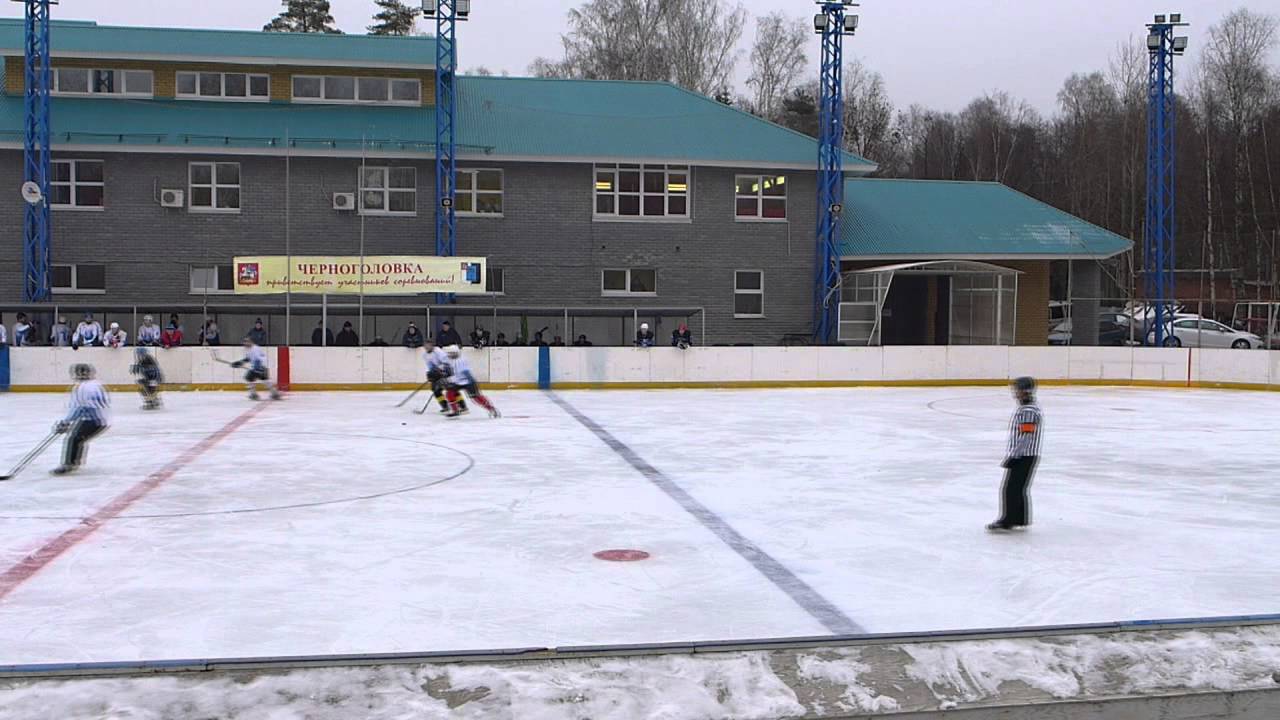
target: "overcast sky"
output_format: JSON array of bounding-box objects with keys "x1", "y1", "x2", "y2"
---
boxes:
[{"x1": 1, "y1": 1, "x2": 1274, "y2": 115}]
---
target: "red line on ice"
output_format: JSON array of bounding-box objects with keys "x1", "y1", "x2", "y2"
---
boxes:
[{"x1": 0, "y1": 403, "x2": 267, "y2": 603}]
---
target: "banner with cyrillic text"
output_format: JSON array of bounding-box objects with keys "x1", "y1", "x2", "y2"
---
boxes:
[{"x1": 232, "y1": 256, "x2": 487, "y2": 295}]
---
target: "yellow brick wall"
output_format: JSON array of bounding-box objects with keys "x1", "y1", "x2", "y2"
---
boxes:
[
  {"x1": 1001, "y1": 260, "x2": 1051, "y2": 346},
  {"x1": 5, "y1": 56, "x2": 434, "y2": 105}
]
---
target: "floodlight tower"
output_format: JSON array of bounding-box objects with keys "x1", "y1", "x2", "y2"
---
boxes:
[
  {"x1": 1145, "y1": 12, "x2": 1188, "y2": 346},
  {"x1": 18, "y1": 0, "x2": 54, "y2": 302},
  {"x1": 812, "y1": 1, "x2": 859, "y2": 345},
  {"x1": 422, "y1": 0, "x2": 469, "y2": 302}
]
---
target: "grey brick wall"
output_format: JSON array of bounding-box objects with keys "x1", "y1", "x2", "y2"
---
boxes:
[{"x1": 0, "y1": 150, "x2": 817, "y2": 345}]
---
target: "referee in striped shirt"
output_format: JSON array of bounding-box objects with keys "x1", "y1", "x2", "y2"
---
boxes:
[
  {"x1": 988, "y1": 376, "x2": 1042, "y2": 532},
  {"x1": 53, "y1": 363, "x2": 111, "y2": 476}
]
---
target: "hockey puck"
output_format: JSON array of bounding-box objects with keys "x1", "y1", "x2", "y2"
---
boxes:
[{"x1": 593, "y1": 549, "x2": 650, "y2": 562}]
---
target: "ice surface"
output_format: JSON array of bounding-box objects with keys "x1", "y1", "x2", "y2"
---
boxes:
[{"x1": 0, "y1": 386, "x2": 1276, "y2": 664}]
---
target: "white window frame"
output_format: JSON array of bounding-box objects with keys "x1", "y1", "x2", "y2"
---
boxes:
[
  {"x1": 176, "y1": 71, "x2": 270, "y2": 102},
  {"x1": 601, "y1": 268, "x2": 658, "y2": 297},
  {"x1": 484, "y1": 268, "x2": 505, "y2": 295},
  {"x1": 734, "y1": 174, "x2": 788, "y2": 222},
  {"x1": 734, "y1": 270, "x2": 765, "y2": 318},
  {"x1": 189, "y1": 265, "x2": 236, "y2": 295},
  {"x1": 358, "y1": 166, "x2": 418, "y2": 216},
  {"x1": 292, "y1": 74, "x2": 421, "y2": 106},
  {"x1": 51, "y1": 263, "x2": 107, "y2": 295},
  {"x1": 188, "y1": 161, "x2": 241, "y2": 214},
  {"x1": 593, "y1": 163, "x2": 690, "y2": 222},
  {"x1": 50, "y1": 159, "x2": 105, "y2": 211},
  {"x1": 456, "y1": 168, "x2": 504, "y2": 217},
  {"x1": 52, "y1": 67, "x2": 154, "y2": 98}
]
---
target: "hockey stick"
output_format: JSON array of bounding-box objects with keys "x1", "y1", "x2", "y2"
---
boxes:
[
  {"x1": 396, "y1": 379, "x2": 431, "y2": 408},
  {"x1": 0, "y1": 432, "x2": 59, "y2": 481},
  {"x1": 210, "y1": 350, "x2": 235, "y2": 366}
]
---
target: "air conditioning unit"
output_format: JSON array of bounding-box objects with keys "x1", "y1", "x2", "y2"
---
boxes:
[
  {"x1": 160, "y1": 189, "x2": 184, "y2": 208},
  {"x1": 333, "y1": 192, "x2": 356, "y2": 211}
]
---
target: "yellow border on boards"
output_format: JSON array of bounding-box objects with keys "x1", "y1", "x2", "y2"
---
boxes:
[{"x1": 6, "y1": 379, "x2": 1280, "y2": 393}]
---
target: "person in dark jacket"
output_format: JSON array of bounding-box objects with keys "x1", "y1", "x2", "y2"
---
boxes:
[
  {"x1": 247, "y1": 318, "x2": 268, "y2": 347},
  {"x1": 369, "y1": 336, "x2": 389, "y2": 347},
  {"x1": 403, "y1": 323, "x2": 424, "y2": 348},
  {"x1": 635, "y1": 323, "x2": 656, "y2": 347},
  {"x1": 573, "y1": 334, "x2": 593, "y2": 347},
  {"x1": 672, "y1": 323, "x2": 693, "y2": 349},
  {"x1": 311, "y1": 321, "x2": 334, "y2": 347},
  {"x1": 335, "y1": 321, "x2": 359, "y2": 347},
  {"x1": 530, "y1": 331, "x2": 548, "y2": 347},
  {"x1": 495, "y1": 332, "x2": 510, "y2": 347},
  {"x1": 470, "y1": 325, "x2": 491, "y2": 348},
  {"x1": 550, "y1": 335, "x2": 566, "y2": 347},
  {"x1": 436, "y1": 321, "x2": 462, "y2": 348}
]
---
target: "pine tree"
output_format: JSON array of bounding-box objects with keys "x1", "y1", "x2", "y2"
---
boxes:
[
  {"x1": 368, "y1": 0, "x2": 419, "y2": 36},
  {"x1": 263, "y1": 0, "x2": 342, "y2": 34}
]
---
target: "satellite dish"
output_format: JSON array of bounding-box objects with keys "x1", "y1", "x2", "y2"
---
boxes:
[{"x1": 21, "y1": 181, "x2": 42, "y2": 205}]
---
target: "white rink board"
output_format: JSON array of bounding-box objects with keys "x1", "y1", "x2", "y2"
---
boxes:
[{"x1": 0, "y1": 386, "x2": 1276, "y2": 665}]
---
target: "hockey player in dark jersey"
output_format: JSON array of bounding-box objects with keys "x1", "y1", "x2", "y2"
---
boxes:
[
  {"x1": 52, "y1": 364, "x2": 110, "y2": 475},
  {"x1": 130, "y1": 347, "x2": 164, "y2": 410},
  {"x1": 988, "y1": 376, "x2": 1043, "y2": 532}
]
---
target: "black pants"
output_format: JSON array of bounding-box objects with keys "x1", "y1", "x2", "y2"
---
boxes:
[
  {"x1": 997, "y1": 456, "x2": 1038, "y2": 527},
  {"x1": 63, "y1": 420, "x2": 106, "y2": 468}
]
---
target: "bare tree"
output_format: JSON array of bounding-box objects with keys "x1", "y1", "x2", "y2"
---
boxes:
[
  {"x1": 746, "y1": 12, "x2": 808, "y2": 121},
  {"x1": 666, "y1": 0, "x2": 747, "y2": 97},
  {"x1": 958, "y1": 92, "x2": 1037, "y2": 183},
  {"x1": 842, "y1": 57, "x2": 894, "y2": 162}
]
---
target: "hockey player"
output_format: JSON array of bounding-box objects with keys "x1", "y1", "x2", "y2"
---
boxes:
[
  {"x1": 73, "y1": 313, "x2": 102, "y2": 348},
  {"x1": 103, "y1": 322, "x2": 128, "y2": 348},
  {"x1": 52, "y1": 364, "x2": 110, "y2": 475},
  {"x1": 130, "y1": 347, "x2": 164, "y2": 410},
  {"x1": 230, "y1": 337, "x2": 280, "y2": 401},
  {"x1": 443, "y1": 345, "x2": 500, "y2": 418},
  {"x1": 12, "y1": 312, "x2": 32, "y2": 347},
  {"x1": 50, "y1": 316, "x2": 71, "y2": 347},
  {"x1": 423, "y1": 337, "x2": 452, "y2": 413},
  {"x1": 136, "y1": 315, "x2": 162, "y2": 346},
  {"x1": 635, "y1": 323, "x2": 656, "y2": 347},
  {"x1": 988, "y1": 376, "x2": 1043, "y2": 532}
]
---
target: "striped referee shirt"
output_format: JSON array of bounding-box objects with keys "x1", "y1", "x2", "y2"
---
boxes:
[
  {"x1": 1005, "y1": 402, "x2": 1043, "y2": 460},
  {"x1": 65, "y1": 380, "x2": 111, "y2": 427}
]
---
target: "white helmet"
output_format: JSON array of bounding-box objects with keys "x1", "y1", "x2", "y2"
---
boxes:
[
  {"x1": 640, "y1": 323, "x2": 650, "y2": 330},
  {"x1": 143, "y1": 315, "x2": 153, "y2": 323},
  {"x1": 110, "y1": 322, "x2": 120, "y2": 329},
  {"x1": 445, "y1": 344, "x2": 461, "y2": 358}
]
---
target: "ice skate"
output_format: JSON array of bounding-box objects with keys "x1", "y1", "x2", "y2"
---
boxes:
[{"x1": 50, "y1": 465, "x2": 77, "y2": 476}]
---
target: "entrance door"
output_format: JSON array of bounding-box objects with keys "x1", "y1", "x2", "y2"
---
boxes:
[{"x1": 881, "y1": 275, "x2": 930, "y2": 345}]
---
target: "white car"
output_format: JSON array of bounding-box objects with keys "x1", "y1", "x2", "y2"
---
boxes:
[{"x1": 1148, "y1": 318, "x2": 1266, "y2": 349}]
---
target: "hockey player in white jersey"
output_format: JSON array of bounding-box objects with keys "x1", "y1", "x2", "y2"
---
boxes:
[
  {"x1": 136, "y1": 315, "x2": 162, "y2": 346},
  {"x1": 72, "y1": 313, "x2": 103, "y2": 348},
  {"x1": 52, "y1": 363, "x2": 110, "y2": 475},
  {"x1": 443, "y1": 345, "x2": 500, "y2": 418},
  {"x1": 103, "y1": 322, "x2": 128, "y2": 348},
  {"x1": 230, "y1": 337, "x2": 280, "y2": 400},
  {"x1": 423, "y1": 337, "x2": 452, "y2": 414}
]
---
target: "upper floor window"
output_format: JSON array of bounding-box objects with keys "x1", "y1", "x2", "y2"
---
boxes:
[
  {"x1": 602, "y1": 268, "x2": 657, "y2": 296},
  {"x1": 485, "y1": 268, "x2": 505, "y2": 295},
  {"x1": 594, "y1": 164, "x2": 689, "y2": 219},
  {"x1": 292, "y1": 75, "x2": 421, "y2": 105},
  {"x1": 735, "y1": 175, "x2": 787, "y2": 220},
  {"x1": 360, "y1": 166, "x2": 417, "y2": 215},
  {"x1": 189, "y1": 162, "x2": 241, "y2": 212},
  {"x1": 51, "y1": 160, "x2": 104, "y2": 209},
  {"x1": 190, "y1": 265, "x2": 235, "y2": 295},
  {"x1": 457, "y1": 169, "x2": 503, "y2": 215},
  {"x1": 52, "y1": 263, "x2": 106, "y2": 294},
  {"x1": 177, "y1": 71, "x2": 270, "y2": 101},
  {"x1": 53, "y1": 68, "x2": 153, "y2": 97}
]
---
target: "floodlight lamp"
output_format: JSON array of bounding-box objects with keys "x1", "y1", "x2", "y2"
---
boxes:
[
  {"x1": 457, "y1": 0, "x2": 471, "y2": 17},
  {"x1": 813, "y1": 14, "x2": 827, "y2": 33},
  {"x1": 1173, "y1": 36, "x2": 1189, "y2": 51},
  {"x1": 844, "y1": 14, "x2": 859, "y2": 32},
  {"x1": 1170, "y1": 13, "x2": 1182, "y2": 23},
  {"x1": 1147, "y1": 33, "x2": 1161, "y2": 49},
  {"x1": 1155, "y1": 14, "x2": 1166, "y2": 23},
  {"x1": 421, "y1": 1, "x2": 435, "y2": 15}
]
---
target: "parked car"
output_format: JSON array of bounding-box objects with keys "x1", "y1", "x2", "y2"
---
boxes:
[
  {"x1": 1048, "y1": 318, "x2": 1132, "y2": 346},
  {"x1": 1147, "y1": 318, "x2": 1266, "y2": 349}
]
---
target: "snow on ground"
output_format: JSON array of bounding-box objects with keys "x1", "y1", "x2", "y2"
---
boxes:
[{"x1": 0, "y1": 386, "x2": 1276, "y2": 665}]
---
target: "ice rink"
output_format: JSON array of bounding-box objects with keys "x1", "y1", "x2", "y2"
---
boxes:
[{"x1": 0, "y1": 385, "x2": 1276, "y2": 665}]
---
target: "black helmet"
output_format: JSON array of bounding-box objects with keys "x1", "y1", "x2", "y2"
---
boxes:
[
  {"x1": 70, "y1": 363, "x2": 94, "y2": 381},
  {"x1": 1013, "y1": 376, "x2": 1036, "y2": 395}
]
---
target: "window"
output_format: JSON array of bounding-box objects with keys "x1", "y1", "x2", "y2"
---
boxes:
[
  {"x1": 189, "y1": 162, "x2": 241, "y2": 212},
  {"x1": 50, "y1": 160, "x2": 104, "y2": 209},
  {"x1": 177, "y1": 71, "x2": 270, "y2": 101},
  {"x1": 53, "y1": 67, "x2": 153, "y2": 97},
  {"x1": 594, "y1": 164, "x2": 689, "y2": 219},
  {"x1": 51, "y1": 264, "x2": 106, "y2": 294},
  {"x1": 292, "y1": 75, "x2": 421, "y2": 105},
  {"x1": 735, "y1": 175, "x2": 787, "y2": 220},
  {"x1": 602, "y1": 269, "x2": 657, "y2": 296},
  {"x1": 190, "y1": 265, "x2": 235, "y2": 294},
  {"x1": 457, "y1": 169, "x2": 503, "y2": 215},
  {"x1": 359, "y1": 166, "x2": 417, "y2": 214},
  {"x1": 486, "y1": 268, "x2": 505, "y2": 294},
  {"x1": 734, "y1": 270, "x2": 764, "y2": 317}
]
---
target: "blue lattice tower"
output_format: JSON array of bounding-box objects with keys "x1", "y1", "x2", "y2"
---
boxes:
[
  {"x1": 21, "y1": 0, "x2": 53, "y2": 303},
  {"x1": 423, "y1": 0, "x2": 469, "y2": 303},
  {"x1": 1144, "y1": 14, "x2": 1188, "y2": 346},
  {"x1": 813, "y1": 2, "x2": 858, "y2": 345}
]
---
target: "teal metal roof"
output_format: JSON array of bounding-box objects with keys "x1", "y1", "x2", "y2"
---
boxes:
[
  {"x1": 0, "y1": 75, "x2": 874, "y2": 170},
  {"x1": 841, "y1": 178, "x2": 1132, "y2": 259},
  {"x1": 0, "y1": 19, "x2": 436, "y2": 69}
]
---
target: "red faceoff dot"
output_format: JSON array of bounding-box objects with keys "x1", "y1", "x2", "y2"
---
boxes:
[{"x1": 594, "y1": 549, "x2": 651, "y2": 562}]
